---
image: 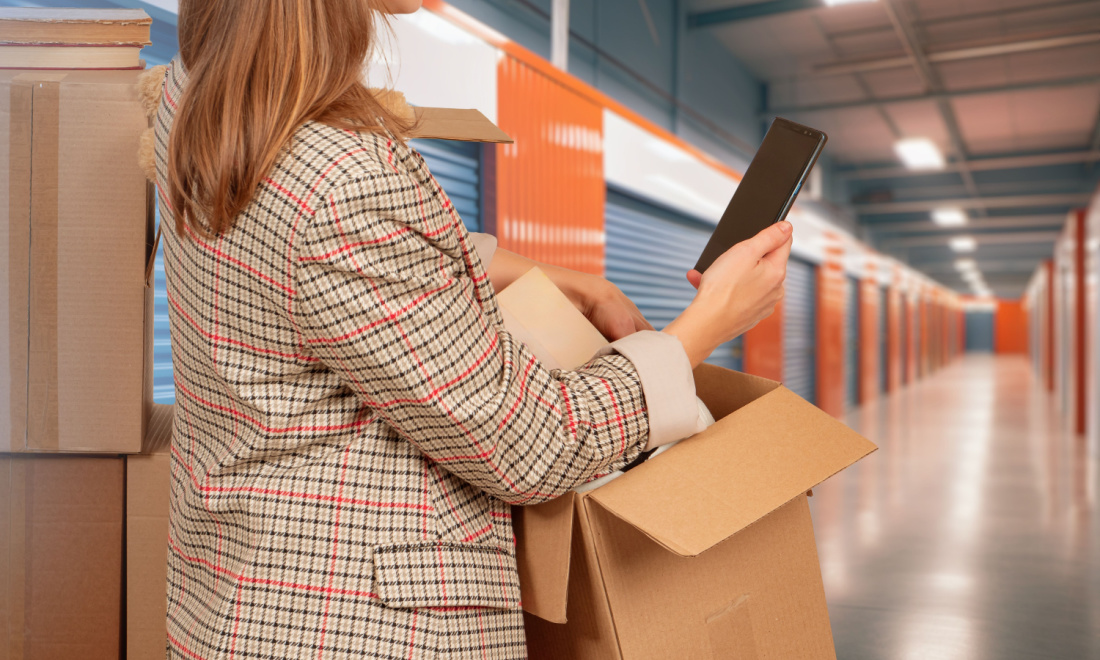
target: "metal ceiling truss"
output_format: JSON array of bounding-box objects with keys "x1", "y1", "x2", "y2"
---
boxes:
[
  {"x1": 878, "y1": 230, "x2": 1061, "y2": 249},
  {"x1": 766, "y1": 72, "x2": 1100, "y2": 116},
  {"x1": 815, "y1": 30, "x2": 1100, "y2": 77},
  {"x1": 841, "y1": 150, "x2": 1100, "y2": 180},
  {"x1": 687, "y1": 0, "x2": 827, "y2": 28},
  {"x1": 866, "y1": 214, "x2": 1068, "y2": 234},
  {"x1": 855, "y1": 192, "x2": 1093, "y2": 214}
]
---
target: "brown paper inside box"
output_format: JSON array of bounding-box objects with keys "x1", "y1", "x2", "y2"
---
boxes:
[{"x1": 499, "y1": 268, "x2": 877, "y2": 660}]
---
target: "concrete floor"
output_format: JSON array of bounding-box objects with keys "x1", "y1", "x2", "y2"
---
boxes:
[{"x1": 811, "y1": 355, "x2": 1100, "y2": 660}]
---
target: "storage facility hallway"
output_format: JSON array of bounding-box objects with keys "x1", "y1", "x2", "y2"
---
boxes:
[{"x1": 812, "y1": 355, "x2": 1100, "y2": 660}]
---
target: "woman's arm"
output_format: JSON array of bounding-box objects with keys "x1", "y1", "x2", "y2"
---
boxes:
[{"x1": 292, "y1": 175, "x2": 675, "y2": 506}]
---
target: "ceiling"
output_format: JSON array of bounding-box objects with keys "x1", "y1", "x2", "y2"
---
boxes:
[{"x1": 687, "y1": 0, "x2": 1100, "y2": 297}]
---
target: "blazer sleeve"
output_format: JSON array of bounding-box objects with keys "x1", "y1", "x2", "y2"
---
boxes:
[{"x1": 292, "y1": 174, "x2": 650, "y2": 505}]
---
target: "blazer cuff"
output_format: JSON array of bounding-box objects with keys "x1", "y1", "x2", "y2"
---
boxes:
[
  {"x1": 594, "y1": 331, "x2": 704, "y2": 450},
  {"x1": 468, "y1": 232, "x2": 498, "y2": 267}
]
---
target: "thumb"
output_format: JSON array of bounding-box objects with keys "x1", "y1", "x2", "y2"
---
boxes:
[
  {"x1": 686, "y1": 269, "x2": 702, "y2": 289},
  {"x1": 743, "y1": 221, "x2": 793, "y2": 258}
]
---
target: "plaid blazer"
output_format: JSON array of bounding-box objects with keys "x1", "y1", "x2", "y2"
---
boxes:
[{"x1": 155, "y1": 59, "x2": 658, "y2": 659}]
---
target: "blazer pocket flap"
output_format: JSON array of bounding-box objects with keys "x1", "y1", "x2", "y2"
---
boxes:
[{"x1": 373, "y1": 543, "x2": 522, "y2": 610}]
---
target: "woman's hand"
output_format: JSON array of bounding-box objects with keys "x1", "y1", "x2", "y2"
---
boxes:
[
  {"x1": 663, "y1": 221, "x2": 793, "y2": 368},
  {"x1": 485, "y1": 247, "x2": 653, "y2": 341},
  {"x1": 546, "y1": 267, "x2": 654, "y2": 341}
]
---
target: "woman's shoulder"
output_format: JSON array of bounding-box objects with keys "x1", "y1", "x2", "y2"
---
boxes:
[{"x1": 280, "y1": 121, "x2": 406, "y2": 201}]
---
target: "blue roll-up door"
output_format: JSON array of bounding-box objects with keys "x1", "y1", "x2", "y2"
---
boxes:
[
  {"x1": 604, "y1": 189, "x2": 743, "y2": 371},
  {"x1": 879, "y1": 286, "x2": 888, "y2": 394},
  {"x1": 845, "y1": 276, "x2": 860, "y2": 410},
  {"x1": 151, "y1": 139, "x2": 483, "y2": 404},
  {"x1": 784, "y1": 258, "x2": 816, "y2": 403},
  {"x1": 965, "y1": 311, "x2": 995, "y2": 352},
  {"x1": 412, "y1": 139, "x2": 483, "y2": 233}
]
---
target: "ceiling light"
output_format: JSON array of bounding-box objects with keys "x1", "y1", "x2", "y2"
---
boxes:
[
  {"x1": 894, "y1": 138, "x2": 946, "y2": 170},
  {"x1": 950, "y1": 236, "x2": 977, "y2": 253},
  {"x1": 954, "y1": 259, "x2": 977, "y2": 272},
  {"x1": 823, "y1": 0, "x2": 878, "y2": 5},
  {"x1": 932, "y1": 208, "x2": 968, "y2": 227}
]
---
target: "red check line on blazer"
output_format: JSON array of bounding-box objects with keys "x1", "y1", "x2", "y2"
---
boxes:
[
  {"x1": 167, "y1": 291, "x2": 320, "y2": 362},
  {"x1": 304, "y1": 276, "x2": 455, "y2": 345},
  {"x1": 429, "y1": 464, "x2": 476, "y2": 541},
  {"x1": 316, "y1": 447, "x2": 353, "y2": 659},
  {"x1": 183, "y1": 223, "x2": 294, "y2": 294},
  {"x1": 228, "y1": 581, "x2": 245, "y2": 660},
  {"x1": 169, "y1": 535, "x2": 381, "y2": 600},
  {"x1": 602, "y1": 380, "x2": 629, "y2": 455},
  {"x1": 169, "y1": 442, "x2": 431, "y2": 513},
  {"x1": 175, "y1": 378, "x2": 375, "y2": 434},
  {"x1": 166, "y1": 632, "x2": 205, "y2": 660},
  {"x1": 296, "y1": 225, "x2": 412, "y2": 261}
]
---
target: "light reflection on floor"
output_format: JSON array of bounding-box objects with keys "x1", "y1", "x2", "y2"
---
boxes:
[{"x1": 810, "y1": 355, "x2": 1100, "y2": 660}]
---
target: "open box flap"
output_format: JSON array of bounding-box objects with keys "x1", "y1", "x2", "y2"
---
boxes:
[
  {"x1": 514, "y1": 492, "x2": 575, "y2": 623},
  {"x1": 409, "y1": 107, "x2": 513, "y2": 143},
  {"x1": 589, "y1": 364, "x2": 877, "y2": 557}
]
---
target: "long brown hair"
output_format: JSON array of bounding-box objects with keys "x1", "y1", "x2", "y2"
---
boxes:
[{"x1": 168, "y1": 0, "x2": 412, "y2": 237}]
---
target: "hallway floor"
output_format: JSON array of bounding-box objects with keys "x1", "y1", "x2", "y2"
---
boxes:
[{"x1": 811, "y1": 355, "x2": 1100, "y2": 660}]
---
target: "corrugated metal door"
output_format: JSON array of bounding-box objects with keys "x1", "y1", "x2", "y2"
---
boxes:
[
  {"x1": 879, "y1": 286, "x2": 888, "y2": 394},
  {"x1": 150, "y1": 140, "x2": 483, "y2": 404},
  {"x1": 412, "y1": 139, "x2": 483, "y2": 233},
  {"x1": 604, "y1": 189, "x2": 742, "y2": 371},
  {"x1": 900, "y1": 301, "x2": 909, "y2": 384},
  {"x1": 784, "y1": 258, "x2": 816, "y2": 403},
  {"x1": 845, "y1": 276, "x2": 860, "y2": 410},
  {"x1": 965, "y1": 311, "x2": 995, "y2": 352}
]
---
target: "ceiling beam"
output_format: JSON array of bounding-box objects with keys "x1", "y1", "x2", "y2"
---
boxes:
[
  {"x1": 879, "y1": 0, "x2": 986, "y2": 215},
  {"x1": 866, "y1": 215, "x2": 1067, "y2": 234},
  {"x1": 815, "y1": 30, "x2": 1100, "y2": 76},
  {"x1": 878, "y1": 230, "x2": 1060, "y2": 249},
  {"x1": 855, "y1": 192, "x2": 1092, "y2": 214},
  {"x1": 687, "y1": 0, "x2": 823, "y2": 28},
  {"x1": 918, "y1": 259, "x2": 1050, "y2": 275},
  {"x1": 841, "y1": 150, "x2": 1100, "y2": 180},
  {"x1": 766, "y1": 73, "x2": 1100, "y2": 116}
]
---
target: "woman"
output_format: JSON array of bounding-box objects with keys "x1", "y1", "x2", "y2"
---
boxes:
[{"x1": 155, "y1": 1, "x2": 791, "y2": 658}]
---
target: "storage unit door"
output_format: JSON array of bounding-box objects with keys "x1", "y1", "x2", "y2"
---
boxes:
[
  {"x1": 153, "y1": 214, "x2": 173, "y2": 404},
  {"x1": 965, "y1": 311, "x2": 995, "y2": 352},
  {"x1": 604, "y1": 189, "x2": 742, "y2": 371},
  {"x1": 879, "y1": 286, "x2": 888, "y2": 393},
  {"x1": 150, "y1": 140, "x2": 483, "y2": 405},
  {"x1": 845, "y1": 276, "x2": 860, "y2": 410},
  {"x1": 784, "y1": 257, "x2": 816, "y2": 403},
  {"x1": 900, "y1": 302, "x2": 909, "y2": 384},
  {"x1": 411, "y1": 139, "x2": 483, "y2": 233}
]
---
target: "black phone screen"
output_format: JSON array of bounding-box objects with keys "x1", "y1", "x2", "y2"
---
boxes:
[{"x1": 693, "y1": 118, "x2": 827, "y2": 273}]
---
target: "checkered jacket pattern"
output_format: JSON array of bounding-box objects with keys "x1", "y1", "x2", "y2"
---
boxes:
[{"x1": 155, "y1": 59, "x2": 652, "y2": 659}]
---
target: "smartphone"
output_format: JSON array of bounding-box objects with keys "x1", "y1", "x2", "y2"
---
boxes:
[{"x1": 693, "y1": 118, "x2": 828, "y2": 273}]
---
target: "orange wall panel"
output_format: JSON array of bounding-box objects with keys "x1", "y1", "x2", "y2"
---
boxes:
[
  {"x1": 495, "y1": 56, "x2": 605, "y2": 274},
  {"x1": 817, "y1": 253, "x2": 846, "y2": 418},
  {"x1": 995, "y1": 300, "x2": 1028, "y2": 354},
  {"x1": 743, "y1": 306, "x2": 784, "y2": 382}
]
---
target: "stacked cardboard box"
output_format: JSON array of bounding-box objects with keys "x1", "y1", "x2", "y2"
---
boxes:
[{"x1": 0, "y1": 11, "x2": 155, "y2": 658}]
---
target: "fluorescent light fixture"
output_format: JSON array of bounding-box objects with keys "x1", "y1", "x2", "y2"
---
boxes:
[
  {"x1": 932, "y1": 208, "x2": 968, "y2": 227},
  {"x1": 950, "y1": 236, "x2": 977, "y2": 253},
  {"x1": 823, "y1": 0, "x2": 878, "y2": 5},
  {"x1": 894, "y1": 138, "x2": 946, "y2": 170},
  {"x1": 954, "y1": 259, "x2": 977, "y2": 272}
]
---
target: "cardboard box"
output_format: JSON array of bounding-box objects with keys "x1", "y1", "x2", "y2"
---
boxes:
[
  {"x1": 0, "y1": 69, "x2": 153, "y2": 453},
  {"x1": 0, "y1": 454, "x2": 125, "y2": 660},
  {"x1": 126, "y1": 403, "x2": 173, "y2": 660},
  {"x1": 499, "y1": 269, "x2": 877, "y2": 659}
]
